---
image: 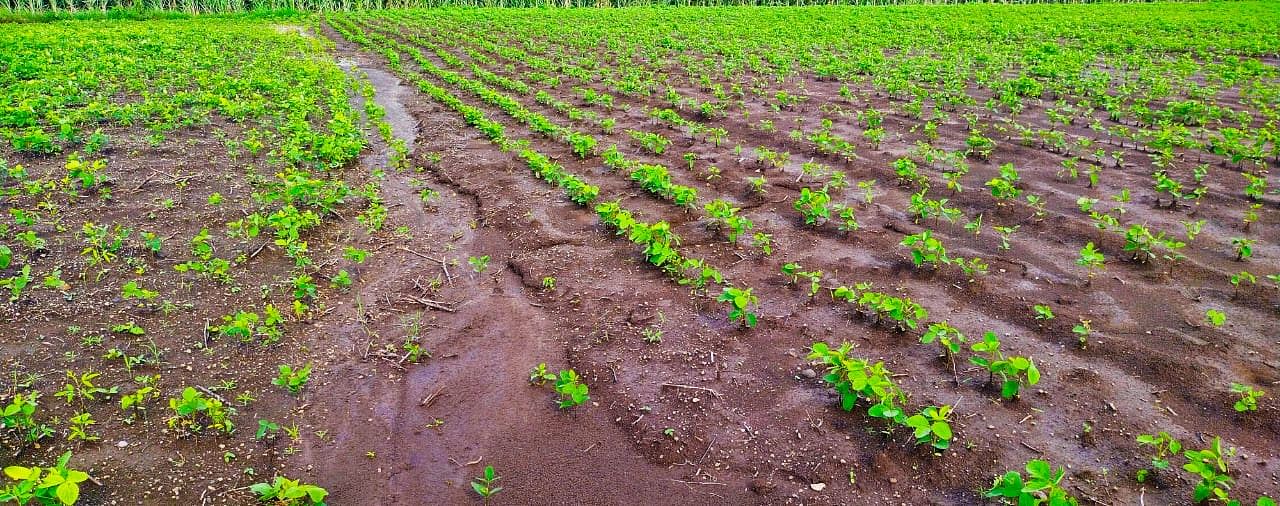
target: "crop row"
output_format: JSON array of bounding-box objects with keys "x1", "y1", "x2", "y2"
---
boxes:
[{"x1": 330, "y1": 15, "x2": 735, "y2": 294}]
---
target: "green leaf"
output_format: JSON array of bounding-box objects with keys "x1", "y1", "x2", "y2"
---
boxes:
[
  {"x1": 932, "y1": 421, "x2": 952, "y2": 440},
  {"x1": 1026, "y1": 361, "x2": 1040, "y2": 385},
  {"x1": 249, "y1": 483, "x2": 273, "y2": 497},
  {"x1": 1206, "y1": 309, "x2": 1226, "y2": 326},
  {"x1": 65, "y1": 470, "x2": 88, "y2": 484},
  {"x1": 839, "y1": 392, "x2": 855, "y2": 411},
  {"x1": 1001, "y1": 380, "x2": 1019, "y2": 399},
  {"x1": 1194, "y1": 483, "x2": 1212, "y2": 503},
  {"x1": 56, "y1": 481, "x2": 79, "y2": 506},
  {"x1": 44, "y1": 473, "x2": 66, "y2": 487},
  {"x1": 867, "y1": 402, "x2": 886, "y2": 417},
  {"x1": 4, "y1": 465, "x2": 33, "y2": 480},
  {"x1": 1025, "y1": 460, "x2": 1051, "y2": 480},
  {"x1": 992, "y1": 472, "x2": 1023, "y2": 498}
]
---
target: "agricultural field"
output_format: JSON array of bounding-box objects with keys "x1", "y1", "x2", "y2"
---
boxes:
[{"x1": 2, "y1": 2, "x2": 1279, "y2": 505}]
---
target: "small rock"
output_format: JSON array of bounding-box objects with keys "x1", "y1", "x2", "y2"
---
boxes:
[
  {"x1": 116, "y1": 441, "x2": 129, "y2": 448},
  {"x1": 627, "y1": 306, "x2": 656, "y2": 324},
  {"x1": 810, "y1": 483, "x2": 826, "y2": 492},
  {"x1": 749, "y1": 478, "x2": 776, "y2": 495},
  {"x1": 800, "y1": 368, "x2": 817, "y2": 379},
  {"x1": 1184, "y1": 335, "x2": 1209, "y2": 346}
]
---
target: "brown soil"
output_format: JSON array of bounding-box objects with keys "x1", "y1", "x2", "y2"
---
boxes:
[
  {"x1": 0, "y1": 117, "x2": 354, "y2": 503},
  {"x1": 304, "y1": 20, "x2": 1279, "y2": 505},
  {"x1": 3, "y1": 17, "x2": 1276, "y2": 506}
]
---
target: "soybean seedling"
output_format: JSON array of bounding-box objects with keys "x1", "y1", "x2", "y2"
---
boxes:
[
  {"x1": 1076, "y1": 242, "x2": 1105, "y2": 284},
  {"x1": 271, "y1": 364, "x2": 312, "y2": 395},
  {"x1": 1135, "y1": 431, "x2": 1181, "y2": 483},
  {"x1": 986, "y1": 460, "x2": 1078, "y2": 505},
  {"x1": 857, "y1": 179, "x2": 876, "y2": 204},
  {"x1": 1072, "y1": 319, "x2": 1091, "y2": 349},
  {"x1": 256, "y1": 420, "x2": 281, "y2": 440},
  {"x1": 921, "y1": 321, "x2": 966, "y2": 383},
  {"x1": 1230, "y1": 383, "x2": 1265, "y2": 412},
  {"x1": 641, "y1": 326, "x2": 663, "y2": 344},
  {"x1": 751, "y1": 233, "x2": 773, "y2": 256},
  {"x1": 993, "y1": 225, "x2": 1018, "y2": 251},
  {"x1": 553, "y1": 369, "x2": 589, "y2": 409},
  {"x1": 471, "y1": 465, "x2": 502, "y2": 501},
  {"x1": 1182, "y1": 437, "x2": 1236, "y2": 503},
  {"x1": 528, "y1": 363, "x2": 555, "y2": 385},
  {"x1": 1231, "y1": 237, "x2": 1254, "y2": 261},
  {"x1": 970, "y1": 332, "x2": 1041, "y2": 400},
  {"x1": 529, "y1": 363, "x2": 589, "y2": 409},
  {"x1": 717, "y1": 286, "x2": 760, "y2": 328},
  {"x1": 904, "y1": 405, "x2": 955, "y2": 451},
  {"x1": 1032, "y1": 304, "x2": 1054, "y2": 320},
  {"x1": 250, "y1": 476, "x2": 328, "y2": 505},
  {"x1": 468, "y1": 255, "x2": 490, "y2": 273},
  {"x1": 1205, "y1": 309, "x2": 1226, "y2": 327}
]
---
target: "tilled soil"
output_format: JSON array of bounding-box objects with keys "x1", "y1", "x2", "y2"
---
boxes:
[
  {"x1": 3, "y1": 17, "x2": 1276, "y2": 506},
  {"x1": 296, "y1": 19, "x2": 1280, "y2": 505},
  {"x1": 291, "y1": 38, "x2": 697, "y2": 504}
]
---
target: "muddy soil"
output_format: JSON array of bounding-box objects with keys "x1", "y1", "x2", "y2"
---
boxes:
[
  {"x1": 4, "y1": 15, "x2": 1276, "y2": 506},
  {"x1": 314, "y1": 17, "x2": 1280, "y2": 505},
  {"x1": 285, "y1": 27, "x2": 701, "y2": 505}
]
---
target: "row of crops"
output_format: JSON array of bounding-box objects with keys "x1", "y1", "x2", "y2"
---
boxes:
[
  {"x1": 0, "y1": 17, "x2": 402, "y2": 504},
  {"x1": 324, "y1": 3, "x2": 1278, "y2": 504},
  {"x1": 0, "y1": 1, "x2": 1278, "y2": 504},
  {"x1": 0, "y1": 0, "x2": 1176, "y2": 16}
]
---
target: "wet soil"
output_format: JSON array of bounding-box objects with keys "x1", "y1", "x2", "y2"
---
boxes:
[
  {"x1": 3, "y1": 15, "x2": 1277, "y2": 506},
  {"x1": 315, "y1": 17, "x2": 1280, "y2": 505}
]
